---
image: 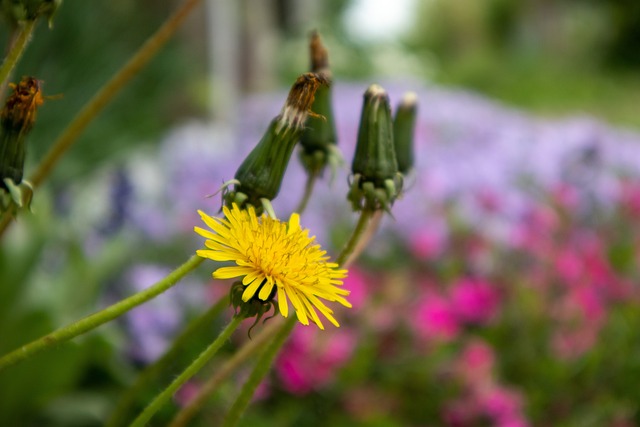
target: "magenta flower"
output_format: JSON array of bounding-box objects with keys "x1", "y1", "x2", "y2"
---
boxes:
[
  {"x1": 479, "y1": 386, "x2": 528, "y2": 427},
  {"x1": 450, "y1": 278, "x2": 500, "y2": 325},
  {"x1": 275, "y1": 326, "x2": 356, "y2": 395},
  {"x1": 456, "y1": 339, "x2": 496, "y2": 389},
  {"x1": 342, "y1": 266, "x2": 368, "y2": 310},
  {"x1": 412, "y1": 292, "x2": 460, "y2": 341},
  {"x1": 409, "y1": 226, "x2": 446, "y2": 260}
]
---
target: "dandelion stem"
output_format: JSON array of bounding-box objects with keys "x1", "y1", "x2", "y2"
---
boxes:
[
  {"x1": 168, "y1": 317, "x2": 285, "y2": 427},
  {"x1": 131, "y1": 316, "x2": 243, "y2": 427},
  {"x1": 0, "y1": 254, "x2": 204, "y2": 372},
  {"x1": 295, "y1": 171, "x2": 317, "y2": 214},
  {"x1": 0, "y1": 0, "x2": 202, "y2": 238},
  {"x1": 0, "y1": 20, "x2": 36, "y2": 90},
  {"x1": 221, "y1": 316, "x2": 296, "y2": 427},
  {"x1": 336, "y1": 208, "x2": 380, "y2": 268},
  {"x1": 106, "y1": 294, "x2": 228, "y2": 427}
]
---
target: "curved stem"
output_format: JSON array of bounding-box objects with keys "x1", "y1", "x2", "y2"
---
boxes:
[
  {"x1": 295, "y1": 172, "x2": 317, "y2": 214},
  {"x1": 221, "y1": 317, "x2": 296, "y2": 427},
  {"x1": 168, "y1": 317, "x2": 285, "y2": 427},
  {"x1": 0, "y1": 20, "x2": 36, "y2": 90},
  {"x1": 107, "y1": 294, "x2": 228, "y2": 427},
  {"x1": 0, "y1": 0, "x2": 202, "y2": 238},
  {"x1": 335, "y1": 209, "x2": 379, "y2": 267},
  {"x1": 0, "y1": 254, "x2": 204, "y2": 372},
  {"x1": 131, "y1": 316, "x2": 243, "y2": 427}
]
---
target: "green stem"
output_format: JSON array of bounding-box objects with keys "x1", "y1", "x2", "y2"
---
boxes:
[
  {"x1": 131, "y1": 316, "x2": 243, "y2": 427},
  {"x1": 335, "y1": 208, "x2": 378, "y2": 267},
  {"x1": 221, "y1": 317, "x2": 296, "y2": 427},
  {"x1": 295, "y1": 172, "x2": 317, "y2": 214},
  {"x1": 0, "y1": 254, "x2": 204, "y2": 372},
  {"x1": 0, "y1": 0, "x2": 202, "y2": 238},
  {"x1": 107, "y1": 295, "x2": 228, "y2": 427},
  {"x1": 0, "y1": 20, "x2": 36, "y2": 90},
  {"x1": 169, "y1": 317, "x2": 286, "y2": 427}
]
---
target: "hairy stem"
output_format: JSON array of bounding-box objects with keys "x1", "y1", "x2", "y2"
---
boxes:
[
  {"x1": 336, "y1": 209, "x2": 380, "y2": 268},
  {"x1": 221, "y1": 317, "x2": 296, "y2": 427},
  {"x1": 0, "y1": 254, "x2": 204, "y2": 372},
  {"x1": 107, "y1": 295, "x2": 228, "y2": 427},
  {"x1": 169, "y1": 317, "x2": 285, "y2": 427},
  {"x1": 0, "y1": 20, "x2": 36, "y2": 90},
  {"x1": 295, "y1": 171, "x2": 317, "y2": 214},
  {"x1": 131, "y1": 316, "x2": 243, "y2": 427}
]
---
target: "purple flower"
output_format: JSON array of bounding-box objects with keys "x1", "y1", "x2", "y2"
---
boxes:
[{"x1": 275, "y1": 326, "x2": 356, "y2": 395}]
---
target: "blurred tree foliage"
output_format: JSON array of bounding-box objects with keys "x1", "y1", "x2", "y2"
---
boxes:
[
  {"x1": 409, "y1": 0, "x2": 640, "y2": 69},
  {"x1": 404, "y1": 0, "x2": 640, "y2": 128},
  {"x1": 0, "y1": 0, "x2": 207, "y2": 184}
]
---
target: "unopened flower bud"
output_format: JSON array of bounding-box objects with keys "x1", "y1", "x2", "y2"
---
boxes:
[
  {"x1": 347, "y1": 84, "x2": 402, "y2": 211},
  {"x1": 0, "y1": 77, "x2": 43, "y2": 212},
  {"x1": 393, "y1": 92, "x2": 417, "y2": 174},
  {"x1": 224, "y1": 73, "x2": 326, "y2": 212},
  {"x1": 299, "y1": 31, "x2": 341, "y2": 177}
]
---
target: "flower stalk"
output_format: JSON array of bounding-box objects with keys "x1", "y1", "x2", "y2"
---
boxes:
[
  {"x1": 0, "y1": 254, "x2": 204, "y2": 372},
  {"x1": 131, "y1": 316, "x2": 243, "y2": 427},
  {"x1": 168, "y1": 316, "x2": 286, "y2": 427},
  {"x1": 0, "y1": 20, "x2": 36, "y2": 90},
  {"x1": 221, "y1": 316, "x2": 296, "y2": 427},
  {"x1": 106, "y1": 295, "x2": 228, "y2": 427}
]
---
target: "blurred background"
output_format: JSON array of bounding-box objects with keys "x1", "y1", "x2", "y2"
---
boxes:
[{"x1": 2, "y1": 0, "x2": 640, "y2": 425}]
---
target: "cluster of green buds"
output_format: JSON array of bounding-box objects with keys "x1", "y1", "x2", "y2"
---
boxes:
[
  {"x1": 347, "y1": 84, "x2": 406, "y2": 212},
  {"x1": 0, "y1": 76, "x2": 44, "y2": 214},
  {"x1": 1, "y1": 0, "x2": 61, "y2": 26},
  {"x1": 229, "y1": 281, "x2": 277, "y2": 336},
  {"x1": 223, "y1": 72, "x2": 327, "y2": 215},
  {"x1": 298, "y1": 31, "x2": 342, "y2": 179}
]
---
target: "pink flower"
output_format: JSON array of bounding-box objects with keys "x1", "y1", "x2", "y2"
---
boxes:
[
  {"x1": 456, "y1": 339, "x2": 495, "y2": 388},
  {"x1": 551, "y1": 183, "x2": 580, "y2": 212},
  {"x1": 450, "y1": 278, "x2": 500, "y2": 325},
  {"x1": 619, "y1": 180, "x2": 640, "y2": 216},
  {"x1": 342, "y1": 266, "x2": 368, "y2": 310},
  {"x1": 479, "y1": 386, "x2": 528, "y2": 426},
  {"x1": 412, "y1": 293, "x2": 460, "y2": 341},
  {"x1": 275, "y1": 326, "x2": 356, "y2": 395},
  {"x1": 555, "y1": 249, "x2": 583, "y2": 283},
  {"x1": 409, "y1": 227, "x2": 446, "y2": 260}
]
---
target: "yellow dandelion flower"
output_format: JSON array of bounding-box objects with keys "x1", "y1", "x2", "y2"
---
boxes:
[{"x1": 194, "y1": 204, "x2": 351, "y2": 329}]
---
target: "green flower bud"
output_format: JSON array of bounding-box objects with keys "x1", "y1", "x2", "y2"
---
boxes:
[
  {"x1": 224, "y1": 73, "x2": 326, "y2": 213},
  {"x1": 1, "y1": 0, "x2": 62, "y2": 26},
  {"x1": 0, "y1": 77, "x2": 43, "y2": 212},
  {"x1": 299, "y1": 31, "x2": 341, "y2": 177},
  {"x1": 347, "y1": 84, "x2": 402, "y2": 211},
  {"x1": 393, "y1": 92, "x2": 417, "y2": 174},
  {"x1": 229, "y1": 281, "x2": 276, "y2": 337}
]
